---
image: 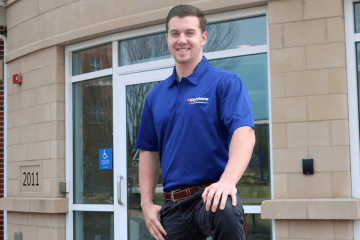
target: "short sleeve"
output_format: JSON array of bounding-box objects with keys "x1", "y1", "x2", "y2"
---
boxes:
[
  {"x1": 219, "y1": 74, "x2": 254, "y2": 134},
  {"x1": 135, "y1": 97, "x2": 159, "y2": 151}
]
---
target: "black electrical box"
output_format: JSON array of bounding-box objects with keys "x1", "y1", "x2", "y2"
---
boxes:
[{"x1": 302, "y1": 158, "x2": 314, "y2": 175}]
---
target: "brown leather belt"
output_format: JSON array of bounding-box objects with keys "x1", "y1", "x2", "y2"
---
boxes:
[{"x1": 163, "y1": 182, "x2": 215, "y2": 203}]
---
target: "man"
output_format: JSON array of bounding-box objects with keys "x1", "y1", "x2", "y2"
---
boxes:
[{"x1": 135, "y1": 4, "x2": 255, "y2": 240}]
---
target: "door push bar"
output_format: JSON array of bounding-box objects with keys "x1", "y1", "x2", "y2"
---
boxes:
[{"x1": 118, "y1": 176, "x2": 123, "y2": 205}]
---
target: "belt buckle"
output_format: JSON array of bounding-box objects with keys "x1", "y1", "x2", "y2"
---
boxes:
[{"x1": 171, "y1": 188, "x2": 181, "y2": 203}]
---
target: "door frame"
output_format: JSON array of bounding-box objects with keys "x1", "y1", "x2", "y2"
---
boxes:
[{"x1": 65, "y1": 5, "x2": 272, "y2": 240}]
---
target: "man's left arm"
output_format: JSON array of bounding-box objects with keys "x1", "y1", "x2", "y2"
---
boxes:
[{"x1": 202, "y1": 126, "x2": 255, "y2": 212}]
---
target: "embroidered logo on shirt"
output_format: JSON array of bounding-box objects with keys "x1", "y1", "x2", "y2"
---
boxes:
[{"x1": 187, "y1": 97, "x2": 209, "y2": 104}]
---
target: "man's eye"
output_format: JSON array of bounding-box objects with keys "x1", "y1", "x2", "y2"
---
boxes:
[
  {"x1": 188, "y1": 32, "x2": 194, "y2": 35},
  {"x1": 172, "y1": 32, "x2": 178, "y2": 36}
]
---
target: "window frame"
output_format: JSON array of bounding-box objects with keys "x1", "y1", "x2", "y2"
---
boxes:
[
  {"x1": 345, "y1": 0, "x2": 360, "y2": 238},
  {"x1": 65, "y1": 5, "x2": 274, "y2": 240}
]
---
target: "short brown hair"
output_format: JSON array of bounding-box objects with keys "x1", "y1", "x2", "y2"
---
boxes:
[{"x1": 166, "y1": 5, "x2": 207, "y2": 34}]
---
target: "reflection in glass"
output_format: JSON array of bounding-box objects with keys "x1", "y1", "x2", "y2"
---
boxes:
[
  {"x1": 119, "y1": 33, "x2": 171, "y2": 66},
  {"x1": 73, "y1": 76, "x2": 113, "y2": 204},
  {"x1": 204, "y1": 16, "x2": 267, "y2": 52},
  {"x1": 118, "y1": 15, "x2": 267, "y2": 66},
  {"x1": 355, "y1": 3, "x2": 360, "y2": 33},
  {"x1": 210, "y1": 54, "x2": 270, "y2": 205},
  {"x1": 245, "y1": 214, "x2": 271, "y2": 240},
  {"x1": 73, "y1": 43, "x2": 112, "y2": 76},
  {"x1": 127, "y1": 81, "x2": 162, "y2": 240},
  {"x1": 73, "y1": 211, "x2": 114, "y2": 240}
]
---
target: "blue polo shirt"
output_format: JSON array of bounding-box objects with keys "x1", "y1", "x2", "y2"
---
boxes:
[{"x1": 135, "y1": 57, "x2": 254, "y2": 192}]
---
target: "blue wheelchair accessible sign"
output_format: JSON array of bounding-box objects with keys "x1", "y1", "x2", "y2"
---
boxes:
[{"x1": 99, "y1": 148, "x2": 113, "y2": 170}]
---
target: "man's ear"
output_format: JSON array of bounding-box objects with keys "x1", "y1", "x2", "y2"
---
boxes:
[{"x1": 201, "y1": 31, "x2": 208, "y2": 46}]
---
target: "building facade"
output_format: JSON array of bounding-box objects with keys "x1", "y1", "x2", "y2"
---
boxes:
[{"x1": 0, "y1": 0, "x2": 359, "y2": 239}]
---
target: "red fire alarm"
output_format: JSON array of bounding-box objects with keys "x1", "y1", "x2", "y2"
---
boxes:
[{"x1": 13, "y1": 74, "x2": 22, "y2": 85}]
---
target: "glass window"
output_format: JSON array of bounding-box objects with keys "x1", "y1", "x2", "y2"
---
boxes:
[
  {"x1": 355, "y1": 2, "x2": 360, "y2": 33},
  {"x1": 118, "y1": 15, "x2": 267, "y2": 66},
  {"x1": 72, "y1": 43, "x2": 112, "y2": 76},
  {"x1": 73, "y1": 76, "x2": 113, "y2": 204},
  {"x1": 73, "y1": 211, "x2": 114, "y2": 240},
  {"x1": 210, "y1": 54, "x2": 270, "y2": 205}
]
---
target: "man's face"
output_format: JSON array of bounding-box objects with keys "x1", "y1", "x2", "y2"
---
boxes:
[{"x1": 166, "y1": 16, "x2": 207, "y2": 66}]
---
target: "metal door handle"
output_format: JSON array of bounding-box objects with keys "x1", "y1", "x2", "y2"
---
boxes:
[{"x1": 118, "y1": 176, "x2": 123, "y2": 205}]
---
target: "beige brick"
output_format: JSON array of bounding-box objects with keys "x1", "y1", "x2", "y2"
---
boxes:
[
  {"x1": 43, "y1": 159, "x2": 65, "y2": 179},
  {"x1": 8, "y1": 162, "x2": 18, "y2": 180},
  {"x1": 288, "y1": 173, "x2": 332, "y2": 198},
  {"x1": 328, "y1": 68, "x2": 347, "y2": 94},
  {"x1": 8, "y1": 212, "x2": 28, "y2": 225},
  {"x1": 8, "y1": 224, "x2": 20, "y2": 240},
  {"x1": 273, "y1": 148, "x2": 308, "y2": 173},
  {"x1": 287, "y1": 121, "x2": 331, "y2": 147},
  {"x1": 31, "y1": 104, "x2": 51, "y2": 124},
  {"x1": 29, "y1": 198, "x2": 68, "y2": 213},
  {"x1": 37, "y1": 227, "x2": 57, "y2": 240},
  {"x1": 13, "y1": 108, "x2": 29, "y2": 127},
  {"x1": 51, "y1": 64, "x2": 65, "y2": 83},
  {"x1": 304, "y1": 0, "x2": 343, "y2": 19},
  {"x1": 20, "y1": 89, "x2": 37, "y2": 109},
  {"x1": 13, "y1": 198, "x2": 30, "y2": 212},
  {"x1": 7, "y1": 14, "x2": 44, "y2": 53},
  {"x1": 270, "y1": 47, "x2": 306, "y2": 74},
  {"x1": 275, "y1": 220, "x2": 289, "y2": 237},
  {"x1": 13, "y1": 143, "x2": 28, "y2": 161},
  {"x1": 308, "y1": 199, "x2": 359, "y2": 219},
  {"x1": 261, "y1": 199, "x2": 307, "y2": 219},
  {"x1": 51, "y1": 178, "x2": 65, "y2": 198},
  {"x1": 274, "y1": 174, "x2": 288, "y2": 199},
  {"x1": 8, "y1": 111, "x2": 13, "y2": 128},
  {"x1": 7, "y1": 59, "x2": 20, "y2": 81},
  {"x1": 51, "y1": 214, "x2": 66, "y2": 228},
  {"x1": 332, "y1": 171, "x2": 351, "y2": 198},
  {"x1": 26, "y1": 66, "x2": 52, "y2": 90},
  {"x1": 284, "y1": 70, "x2": 328, "y2": 97},
  {"x1": 271, "y1": 74, "x2": 285, "y2": 98},
  {"x1": 308, "y1": 94, "x2": 348, "y2": 121},
  {"x1": 19, "y1": 52, "x2": 37, "y2": 74},
  {"x1": 36, "y1": 46, "x2": 65, "y2": 69},
  {"x1": 272, "y1": 124, "x2": 286, "y2": 149},
  {"x1": 37, "y1": 83, "x2": 65, "y2": 104},
  {"x1": 37, "y1": 121, "x2": 65, "y2": 141},
  {"x1": 8, "y1": 93, "x2": 20, "y2": 111},
  {"x1": 268, "y1": 0, "x2": 303, "y2": 24},
  {"x1": 51, "y1": 140, "x2": 65, "y2": 159},
  {"x1": 7, "y1": 0, "x2": 38, "y2": 29},
  {"x1": 305, "y1": 43, "x2": 346, "y2": 70},
  {"x1": 38, "y1": 0, "x2": 77, "y2": 14},
  {"x1": 290, "y1": 220, "x2": 335, "y2": 238},
  {"x1": 28, "y1": 213, "x2": 51, "y2": 227},
  {"x1": 43, "y1": 178, "x2": 51, "y2": 197},
  {"x1": 330, "y1": 120, "x2": 349, "y2": 146},
  {"x1": 8, "y1": 179, "x2": 19, "y2": 197},
  {"x1": 8, "y1": 127, "x2": 20, "y2": 145},
  {"x1": 272, "y1": 97, "x2": 307, "y2": 123},
  {"x1": 309, "y1": 146, "x2": 350, "y2": 172},
  {"x1": 334, "y1": 220, "x2": 353, "y2": 239},
  {"x1": 51, "y1": 102, "x2": 65, "y2": 121},
  {"x1": 283, "y1": 19, "x2": 326, "y2": 47},
  {"x1": 269, "y1": 24, "x2": 283, "y2": 49},
  {"x1": 57, "y1": 228, "x2": 66, "y2": 240},
  {"x1": 8, "y1": 145, "x2": 13, "y2": 162},
  {"x1": 28, "y1": 141, "x2": 51, "y2": 160},
  {"x1": 327, "y1": 17, "x2": 345, "y2": 43},
  {"x1": 20, "y1": 225, "x2": 37, "y2": 240},
  {"x1": 20, "y1": 124, "x2": 37, "y2": 143}
]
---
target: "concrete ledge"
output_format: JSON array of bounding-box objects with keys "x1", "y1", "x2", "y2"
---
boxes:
[
  {"x1": 0, "y1": 197, "x2": 68, "y2": 213},
  {"x1": 261, "y1": 198, "x2": 360, "y2": 220}
]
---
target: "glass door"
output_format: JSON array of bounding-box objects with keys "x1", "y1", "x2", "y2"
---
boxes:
[{"x1": 116, "y1": 67, "x2": 173, "y2": 240}]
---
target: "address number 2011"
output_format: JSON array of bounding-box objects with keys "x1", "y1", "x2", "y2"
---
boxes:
[{"x1": 23, "y1": 172, "x2": 40, "y2": 186}]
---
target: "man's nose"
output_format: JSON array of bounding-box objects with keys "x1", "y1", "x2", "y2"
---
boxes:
[{"x1": 178, "y1": 33, "x2": 186, "y2": 44}]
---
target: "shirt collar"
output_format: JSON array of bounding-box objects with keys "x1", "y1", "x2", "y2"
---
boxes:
[{"x1": 166, "y1": 56, "x2": 211, "y2": 88}]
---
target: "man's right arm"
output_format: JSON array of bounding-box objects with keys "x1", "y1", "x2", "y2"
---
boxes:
[{"x1": 139, "y1": 150, "x2": 167, "y2": 240}]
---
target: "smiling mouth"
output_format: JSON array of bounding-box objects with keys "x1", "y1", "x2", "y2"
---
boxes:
[{"x1": 177, "y1": 48, "x2": 190, "y2": 52}]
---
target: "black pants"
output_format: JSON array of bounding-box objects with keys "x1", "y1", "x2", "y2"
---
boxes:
[{"x1": 160, "y1": 188, "x2": 245, "y2": 240}]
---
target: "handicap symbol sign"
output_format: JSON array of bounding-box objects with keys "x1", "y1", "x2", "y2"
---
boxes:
[{"x1": 99, "y1": 148, "x2": 113, "y2": 170}]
